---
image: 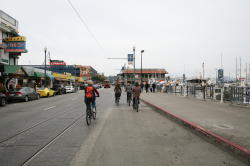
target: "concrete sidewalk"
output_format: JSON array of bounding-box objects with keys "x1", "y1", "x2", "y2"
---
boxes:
[{"x1": 141, "y1": 93, "x2": 250, "y2": 155}]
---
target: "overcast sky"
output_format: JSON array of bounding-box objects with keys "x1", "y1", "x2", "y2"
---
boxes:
[{"x1": 1, "y1": 0, "x2": 250, "y2": 78}]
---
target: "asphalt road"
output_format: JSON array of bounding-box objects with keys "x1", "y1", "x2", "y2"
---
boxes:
[{"x1": 0, "y1": 88, "x2": 247, "y2": 166}]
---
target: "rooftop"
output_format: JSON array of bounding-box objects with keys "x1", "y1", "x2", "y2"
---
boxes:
[{"x1": 122, "y1": 68, "x2": 168, "y2": 74}]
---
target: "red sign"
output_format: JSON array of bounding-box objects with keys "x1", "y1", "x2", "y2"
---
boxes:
[{"x1": 49, "y1": 62, "x2": 66, "y2": 65}]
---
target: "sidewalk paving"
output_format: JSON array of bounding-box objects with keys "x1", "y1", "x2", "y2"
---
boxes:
[{"x1": 141, "y1": 92, "x2": 250, "y2": 153}]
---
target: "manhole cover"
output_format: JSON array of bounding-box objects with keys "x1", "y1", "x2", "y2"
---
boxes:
[{"x1": 213, "y1": 124, "x2": 234, "y2": 129}]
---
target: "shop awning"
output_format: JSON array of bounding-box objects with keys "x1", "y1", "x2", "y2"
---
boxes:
[
  {"x1": 46, "y1": 73, "x2": 54, "y2": 80},
  {"x1": 34, "y1": 72, "x2": 54, "y2": 80},
  {"x1": 22, "y1": 66, "x2": 35, "y2": 77},
  {"x1": 3, "y1": 65, "x2": 25, "y2": 75},
  {"x1": 34, "y1": 72, "x2": 45, "y2": 78}
]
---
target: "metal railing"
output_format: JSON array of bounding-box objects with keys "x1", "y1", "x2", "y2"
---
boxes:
[{"x1": 164, "y1": 85, "x2": 250, "y2": 104}]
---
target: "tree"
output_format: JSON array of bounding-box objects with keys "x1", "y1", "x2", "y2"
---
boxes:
[{"x1": 92, "y1": 74, "x2": 106, "y2": 83}]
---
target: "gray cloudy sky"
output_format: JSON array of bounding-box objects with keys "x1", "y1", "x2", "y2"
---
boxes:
[{"x1": 1, "y1": 0, "x2": 250, "y2": 77}]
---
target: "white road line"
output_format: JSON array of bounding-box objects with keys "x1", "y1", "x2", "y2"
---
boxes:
[{"x1": 43, "y1": 106, "x2": 56, "y2": 111}]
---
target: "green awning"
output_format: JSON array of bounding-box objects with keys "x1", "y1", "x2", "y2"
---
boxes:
[
  {"x1": 34, "y1": 72, "x2": 54, "y2": 80},
  {"x1": 34, "y1": 72, "x2": 45, "y2": 78},
  {"x1": 4, "y1": 65, "x2": 23, "y2": 75}
]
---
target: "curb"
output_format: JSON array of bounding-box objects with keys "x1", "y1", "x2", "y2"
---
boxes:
[{"x1": 141, "y1": 98, "x2": 250, "y2": 162}]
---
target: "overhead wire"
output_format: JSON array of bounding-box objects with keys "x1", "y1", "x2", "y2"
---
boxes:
[{"x1": 66, "y1": 0, "x2": 102, "y2": 49}]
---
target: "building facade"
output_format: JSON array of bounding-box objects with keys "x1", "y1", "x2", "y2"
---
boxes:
[
  {"x1": 121, "y1": 68, "x2": 168, "y2": 83},
  {"x1": 0, "y1": 10, "x2": 27, "y2": 66}
]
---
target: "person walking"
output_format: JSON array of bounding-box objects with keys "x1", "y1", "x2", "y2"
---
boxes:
[
  {"x1": 152, "y1": 83, "x2": 156, "y2": 93},
  {"x1": 145, "y1": 82, "x2": 149, "y2": 93},
  {"x1": 140, "y1": 83, "x2": 144, "y2": 93}
]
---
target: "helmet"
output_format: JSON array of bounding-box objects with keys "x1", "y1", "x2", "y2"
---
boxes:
[{"x1": 87, "y1": 80, "x2": 93, "y2": 85}]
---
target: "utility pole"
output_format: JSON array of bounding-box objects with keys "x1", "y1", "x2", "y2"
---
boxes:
[
  {"x1": 133, "y1": 46, "x2": 136, "y2": 84},
  {"x1": 246, "y1": 63, "x2": 248, "y2": 85},
  {"x1": 202, "y1": 62, "x2": 205, "y2": 80},
  {"x1": 240, "y1": 56, "x2": 242, "y2": 84},
  {"x1": 236, "y1": 57, "x2": 238, "y2": 84},
  {"x1": 141, "y1": 50, "x2": 144, "y2": 84},
  {"x1": 44, "y1": 47, "x2": 47, "y2": 87}
]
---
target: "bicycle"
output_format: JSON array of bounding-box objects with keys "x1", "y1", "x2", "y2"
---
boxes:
[
  {"x1": 86, "y1": 102, "x2": 96, "y2": 126},
  {"x1": 115, "y1": 93, "x2": 120, "y2": 105},
  {"x1": 127, "y1": 92, "x2": 132, "y2": 106},
  {"x1": 133, "y1": 97, "x2": 139, "y2": 112}
]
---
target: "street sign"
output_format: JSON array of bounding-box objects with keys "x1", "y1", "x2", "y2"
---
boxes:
[
  {"x1": 218, "y1": 69, "x2": 224, "y2": 82},
  {"x1": 128, "y1": 54, "x2": 133, "y2": 65}
]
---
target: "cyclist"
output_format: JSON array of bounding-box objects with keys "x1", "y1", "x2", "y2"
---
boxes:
[
  {"x1": 114, "y1": 82, "x2": 122, "y2": 102},
  {"x1": 132, "y1": 82, "x2": 141, "y2": 107},
  {"x1": 84, "y1": 80, "x2": 99, "y2": 112},
  {"x1": 125, "y1": 82, "x2": 133, "y2": 104}
]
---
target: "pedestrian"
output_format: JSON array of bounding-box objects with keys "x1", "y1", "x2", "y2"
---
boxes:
[
  {"x1": 140, "y1": 83, "x2": 144, "y2": 93},
  {"x1": 152, "y1": 83, "x2": 156, "y2": 93},
  {"x1": 145, "y1": 82, "x2": 149, "y2": 93},
  {"x1": 150, "y1": 84, "x2": 153, "y2": 92}
]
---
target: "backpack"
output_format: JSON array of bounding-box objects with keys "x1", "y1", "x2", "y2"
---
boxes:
[{"x1": 86, "y1": 86, "x2": 94, "y2": 98}]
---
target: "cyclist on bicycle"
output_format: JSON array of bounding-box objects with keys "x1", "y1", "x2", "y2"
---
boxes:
[
  {"x1": 84, "y1": 80, "x2": 99, "y2": 111},
  {"x1": 125, "y1": 82, "x2": 133, "y2": 103},
  {"x1": 114, "y1": 82, "x2": 122, "y2": 102},
  {"x1": 132, "y1": 82, "x2": 141, "y2": 107}
]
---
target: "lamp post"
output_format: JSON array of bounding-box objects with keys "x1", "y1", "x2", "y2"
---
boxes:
[
  {"x1": 140, "y1": 50, "x2": 144, "y2": 84},
  {"x1": 44, "y1": 47, "x2": 47, "y2": 87},
  {"x1": 133, "y1": 46, "x2": 136, "y2": 84}
]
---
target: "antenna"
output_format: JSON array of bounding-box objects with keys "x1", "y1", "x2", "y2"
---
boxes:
[
  {"x1": 221, "y1": 53, "x2": 223, "y2": 69},
  {"x1": 240, "y1": 56, "x2": 242, "y2": 81},
  {"x1": 236, "y1": 57, "x2": 237, "y2": 83}
]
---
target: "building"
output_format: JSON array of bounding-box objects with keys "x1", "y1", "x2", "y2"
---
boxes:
[
  {"x1": 0, "y1": 10, "x2": 27, "y2": 65},
  {"x1": 76, "y1": 65, "x2": 98, "y2": 81},
  {"x1": 121, "y1": 68, "x2": 168, "y2": 83},
  {"x1": 0, "y1": 10, "x2": 27, "y2": 90}
]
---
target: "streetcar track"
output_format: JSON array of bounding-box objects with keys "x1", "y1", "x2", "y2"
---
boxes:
[
  {"x1": 20, "y1": 114, "x2": 84, "y2": 166},
  {"x1": 0, "y1": 101, "x2": 81, "y2": 144}
]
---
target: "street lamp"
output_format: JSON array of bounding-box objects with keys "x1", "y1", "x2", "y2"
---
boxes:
[
  {"x1": 44, "y1": 47, "x2": 47, "y2": 87},
  {"x1": 133, "y1": 46, "x2": 136, "y2": 84},
  {"x1": 141, "y1": 50, "x2": 144, "y2": 84}
]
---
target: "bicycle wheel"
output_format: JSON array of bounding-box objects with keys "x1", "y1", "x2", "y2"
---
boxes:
[
  {"x1": 86, "y1": 107, "x2": 91, "y2": 126},
  {"x1": 92, "y1": 106, "x2": 96, "y2": 120}
]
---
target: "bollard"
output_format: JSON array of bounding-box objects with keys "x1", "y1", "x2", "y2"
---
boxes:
[
  {"x1": 220, "y1": 87, "x2": 224, "y2": 103},
  {"x1": 203, "y1": 86, "x2": 206, "y2": 100}
]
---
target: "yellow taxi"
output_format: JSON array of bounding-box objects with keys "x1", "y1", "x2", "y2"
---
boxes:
[{"x1": 37, "y1": 88, "x2": 56, "y2": 97}]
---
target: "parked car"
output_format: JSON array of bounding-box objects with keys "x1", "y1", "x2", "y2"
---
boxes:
[
  {"x1": 37, "y1": 88, "x2": 56, "y2": 97},
  {"x1": 0, "y1": 92, "x2": 7, "y2": 106},
  {"x1": 65, "y1": 86, "x2": 74, "y2": 93},
  {"x1": 93, "y1": 84, "x2": 99, "y2": 89},
  {"x1": 52, "y1": 84, "x2": 66, "y2": 95},
  {"x1": 6, "y1": 87, "x2": 40, "y2": 102}
]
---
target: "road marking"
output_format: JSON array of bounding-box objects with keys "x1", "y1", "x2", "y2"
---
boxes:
[
  {"x1": 43, "y1": 106, "x2": 56, "y2": 111},
  {"x1": 70, "y1": 107, "x2": 113, "y2": 166}
]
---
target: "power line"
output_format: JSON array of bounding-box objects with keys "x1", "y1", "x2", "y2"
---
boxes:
[{"x1": 66, "y1": 0, "x2": 102, "y2": 48}]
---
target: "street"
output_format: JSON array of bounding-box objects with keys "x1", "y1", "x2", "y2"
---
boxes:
[{"x1": 0, "y1": 88, "x2": 247, "y2": 166}]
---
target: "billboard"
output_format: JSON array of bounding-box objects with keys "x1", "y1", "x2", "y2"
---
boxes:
[
  {"x1": 128, "y1": 54, "x2": 133, "y2": 65},
  {"x1": 3, "y1": 36, "x2": 27, "y2": 53}
]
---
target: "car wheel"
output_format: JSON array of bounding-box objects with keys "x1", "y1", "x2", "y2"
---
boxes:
[
  {"x1": 47, "y1": 93, "x2": 49, "y2": 98},
  {"x1": 24, "y1": 96, "x2": 29, "y2": 102},
  {"x1": 0, "y1": 98, "x2": 6, "y2": 106}
]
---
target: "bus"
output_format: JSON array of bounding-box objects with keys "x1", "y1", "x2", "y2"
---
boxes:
[{"x1": 103, "y1": 80, "x2": 111, "y2": 88}]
